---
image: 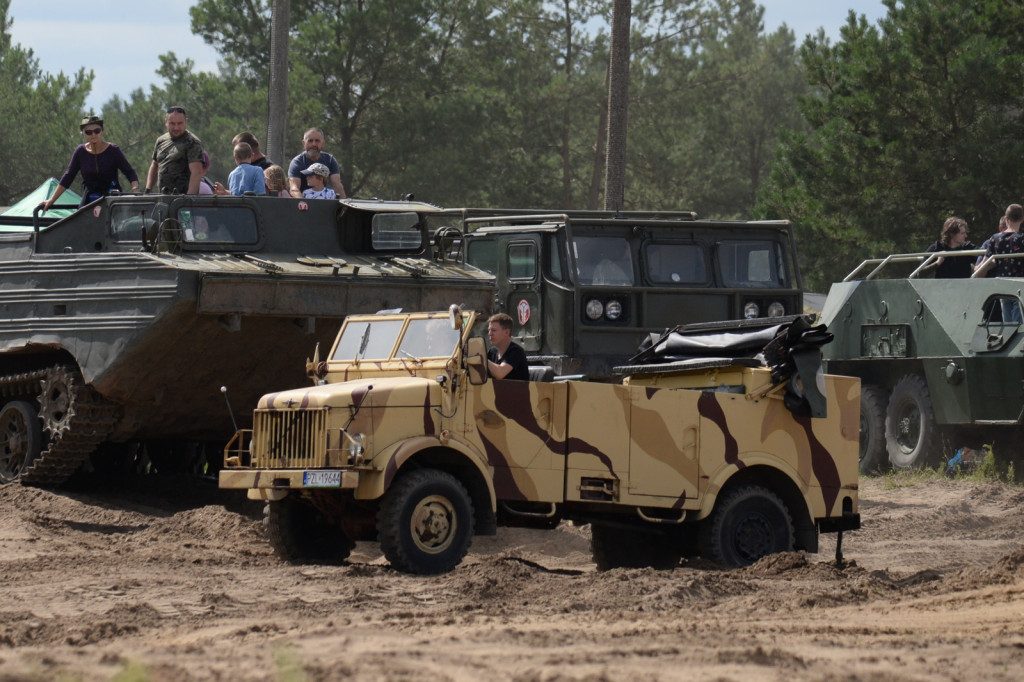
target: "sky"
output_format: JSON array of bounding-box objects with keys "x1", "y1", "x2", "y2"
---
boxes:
[{"x1": 7, "y1": 1, "x2": 889, "y2": 113}]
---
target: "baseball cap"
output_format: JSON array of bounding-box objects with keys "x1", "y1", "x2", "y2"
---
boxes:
[{"x1": 301, "y1": 163, "x2": 330, "y2": 178}]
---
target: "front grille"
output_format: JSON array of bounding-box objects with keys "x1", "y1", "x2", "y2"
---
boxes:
[{"x1": 253, "y1": 408, "x2": 328, "y2": 468}]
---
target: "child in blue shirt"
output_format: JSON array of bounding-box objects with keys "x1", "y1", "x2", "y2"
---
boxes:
[
  {"x1": 228, "y1": 143, "x2": 266, "y2": 195},
  {"x1": 301, "y1": 163, "x2": 336, "y2": 199}
]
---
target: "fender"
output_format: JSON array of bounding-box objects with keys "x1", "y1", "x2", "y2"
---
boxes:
[
  {"x1": 696, "y1": 452, "x2": 831, "y2": 521},
  {"x1": 355, "y1": 434, "x2": 497, "y2": 510}
]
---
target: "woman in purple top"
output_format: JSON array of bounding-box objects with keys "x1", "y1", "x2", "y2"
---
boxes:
[{"x1": 39, "y1": 115, "x2": 140, "y2": 212}]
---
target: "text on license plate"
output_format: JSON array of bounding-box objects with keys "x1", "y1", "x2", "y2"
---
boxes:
[{"x1": 303, "y1": 470, "x2": 342, "y2": 487}]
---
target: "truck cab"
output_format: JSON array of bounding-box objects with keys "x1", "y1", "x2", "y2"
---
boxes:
[{"x1": 457, "y1": 210, "x2": 802, "y2": 377}]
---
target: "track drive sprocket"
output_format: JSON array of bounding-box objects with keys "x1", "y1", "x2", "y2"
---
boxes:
[{"x1": 38, "y1": 366, "x2": 77, "y2": 439}]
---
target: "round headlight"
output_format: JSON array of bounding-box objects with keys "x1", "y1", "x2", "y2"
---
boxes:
[
  {"x1": 348, "y1": 433, "x2": 364, "y2": 458},
  {"x1": 605, "y1": 299, "x2": 623, "y2": 320},
  {"x1": 767, "y1": 301, "x2": 786, "y2": 317},
  {"x1": 744, "y1": 302, "x2": 760, "y2": 319},
  {"x1": 585, "y1": 299, "x2": 604, "y2": 320}
]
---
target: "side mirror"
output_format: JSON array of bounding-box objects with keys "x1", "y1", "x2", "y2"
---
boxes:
[
  {"x1": 449, "y1": 303, "x2": 463, "y2": 331},
  {"x1": 465, "y1": 337, "x2": 488, "y2": 385}
]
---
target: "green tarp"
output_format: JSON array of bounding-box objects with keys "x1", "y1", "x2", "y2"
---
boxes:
[{"x1": 1, "y1": 178, "x2": 82, "y2": 218}]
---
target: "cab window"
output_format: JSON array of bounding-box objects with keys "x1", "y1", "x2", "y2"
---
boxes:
[
  {"x1": 466, "y1": 239, "x2": 499, "y2": 275},
  {"x1": 371, "y1": 212, "x2": 422, "y2": 250},
  {"x1": 110, "y1": 204, "x2": 157, "y2": 243},
  {"x1": 573, "y1": 236, "x2": 634, "y2": 286},
  {"x1": 644, "y1": 243, "x2": 708, "y2": 284},
  {"x1": 718, "y1": 240, "x2": 785, "y2": 288},
  {"x1": 180, "y1": 206, "x2": 259, "y2": 245},
  {"x1": 508, "y1": 242, "x2": 536, "y2": 280}
]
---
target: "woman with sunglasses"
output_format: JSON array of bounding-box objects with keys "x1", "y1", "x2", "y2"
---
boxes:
[{"x1": 38, "y1": 115, "x2": 140, "y2": 212}]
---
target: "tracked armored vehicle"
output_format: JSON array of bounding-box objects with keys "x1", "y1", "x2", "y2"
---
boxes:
[
  {"x1": 0, "y1": 195, "x2": 493, "y2": 485},
  {"x1": 820, "y1": 250, "x2": 1024, "y2": 472}
]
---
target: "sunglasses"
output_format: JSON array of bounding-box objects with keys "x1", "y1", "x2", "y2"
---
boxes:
[
  {"x1": 166, "y1": 107, "x2": 186, "y2": 115},
  {"x1": 83, "y1": 128, "x2": 102, "y2": 135}
]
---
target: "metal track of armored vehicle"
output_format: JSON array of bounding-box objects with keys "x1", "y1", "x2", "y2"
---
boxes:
[
  {"x1": 820, "y1": 249, "x2": 1024, "y2": 472},
  {"x1": 0, "y1": 195, "x2": 493, "y2": 485},
  {"x1": 452, "y1": 209, "x2": 803, "y2": 378}
]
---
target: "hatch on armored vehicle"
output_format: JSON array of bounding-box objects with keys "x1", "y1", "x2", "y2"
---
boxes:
[
  {"x1": 451, "y1": 210, "x2": 803, "y2": 378},
  {"x1": 220, "y1": 306, "x2": 860, "y2": 574},
  {"x1": 0, "y1": 195, "x2": 494, "y2": 486},
  {"x1": 821, "y1": 250, "x2": 1024, "y2": 473}
]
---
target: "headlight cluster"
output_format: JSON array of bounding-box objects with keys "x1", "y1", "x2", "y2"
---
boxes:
[
  {"x1": 348, "y1": 433, "x2": 364, "y2": 459},
  {"x1": 585, "y1": 297, "x2": 624, "y2": 321},
  {"x1": 743, "y1": 301, "x2": 786, "y2": 319}
]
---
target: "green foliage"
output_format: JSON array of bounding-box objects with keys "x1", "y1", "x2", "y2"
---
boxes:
[{"x1": 757, "y1": 0, "x2": 1024, "y2": 290}]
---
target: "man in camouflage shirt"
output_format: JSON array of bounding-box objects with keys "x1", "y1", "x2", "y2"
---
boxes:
[{"x1": 146, "y1": 106, "x2": 205, "y2": 194}]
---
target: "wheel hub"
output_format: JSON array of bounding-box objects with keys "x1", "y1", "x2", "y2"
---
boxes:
[
  {"x1": 0, "y1": 407, "x2": 33, "y2": 483},
  {"x1": 735, "y1": 514, "x2": 773, "y2": 563},
  {"x1": 410, "y1": 495, "x2": 456, "y2": 554}
]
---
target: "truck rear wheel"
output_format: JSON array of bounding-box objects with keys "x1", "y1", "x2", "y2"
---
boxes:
[
  {"x1": 0, "y1": 401, "x2": 43, "y2": 484},
  {"x1": 860, "y1": 384, "x2": 889, "y2": 474},
  {"x1": 699, "y1": 485, "x2": 794, "y2": 567},
  {"x1": 264, "y1": 496, "x2": 355, "y2": 563},
  {"x1": 885, "y1": 374, "x2": 943, "y2": 469},
  {"x1": 590, "y1": 523, "x2": 680, "y2": 571},
  {"x1": 377, "y1": 469, "x2": 474, "y2": 575}
]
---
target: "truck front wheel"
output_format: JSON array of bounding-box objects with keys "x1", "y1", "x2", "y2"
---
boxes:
[
  {"x1": 378, "y1": 469, "x2": 474, "y2": 575},
  {"x1": 699, "y1": 485, "x2": 794, "y2": 567},
  {"x1": 264, "y1": 496, "x2": 355, "y2": 563}
]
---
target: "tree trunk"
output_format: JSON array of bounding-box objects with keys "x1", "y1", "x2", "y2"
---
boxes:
[
  {"x1": 266, "y1": 0, "x2": 290, "y2": 167},
  {"x1": 603, "y1": 0, "x2": 631, "y2": 212}
]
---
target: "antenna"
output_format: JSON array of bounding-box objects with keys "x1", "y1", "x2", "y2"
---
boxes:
[{"x1": 221, "y1": 386, "x2": 240, "y2": 433}]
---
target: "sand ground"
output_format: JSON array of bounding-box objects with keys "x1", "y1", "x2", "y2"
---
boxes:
[{"x1": 1, "y1": 474, "x2": 1023, "y2": 681}]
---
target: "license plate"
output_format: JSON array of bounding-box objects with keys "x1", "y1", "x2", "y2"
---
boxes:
[{"x1": 303, "y1": 470, "x2": 342, "y2": 487}]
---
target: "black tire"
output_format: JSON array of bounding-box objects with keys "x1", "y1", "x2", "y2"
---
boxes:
[
  {"x1": 885, "y1": 374, "x2": 943, "y2": 469},
  {"x1": 699, "y1": 485, "x2": 794, "y2": 567},
  {"x1": 0, "y1": 401, "x2": 43, "y2": 484},
  {"x1": 590, "y1": 523, "x2": 680, "y2": 571},
  {"x1": 859, "y1": 384, "x2": 889, "y2": 474},
  {"x1": 264, "y1": 496, "x2": 355, "y2": 563},
  {"x1": 377, "y1": 469, "x2": 474, "y2": 574}
]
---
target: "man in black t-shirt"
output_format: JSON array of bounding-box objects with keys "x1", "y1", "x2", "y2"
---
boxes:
[{"x1": 486, "y1": 313, "x2": 530, "y2": 381}]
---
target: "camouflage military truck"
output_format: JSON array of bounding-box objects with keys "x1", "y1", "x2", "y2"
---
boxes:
[
  {"x1": 450, "y1": 210, "x2": 803, "y2": 378},
  {"x1": 219, "y1": 307, "x2": 860, "y2": 574},
  {"x1": 0, "y1": 195, "x2": 493, "y2": 485},
  {"x1": 820, "y1": 249, "x2": 1024, "y2": 472}
]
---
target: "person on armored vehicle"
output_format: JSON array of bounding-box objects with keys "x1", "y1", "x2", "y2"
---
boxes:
[
  {"x1": 924, "y1": 216, "x2": 974, "y2": 278},
  {"x1": 146, "y1": 106, "x2": 205, "y2": 195},
  {"x1": 39, "y1": 115, "x2": 140, "y2": 211}
]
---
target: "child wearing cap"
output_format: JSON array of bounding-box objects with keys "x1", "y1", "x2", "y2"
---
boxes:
[{"x1": 301, "y1": 163, "x2": 336, "y2": 199}]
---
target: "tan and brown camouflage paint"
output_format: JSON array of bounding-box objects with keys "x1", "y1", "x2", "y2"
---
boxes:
[{"x1": 222, "y1": 311, "x2": 859, "y2": 525}]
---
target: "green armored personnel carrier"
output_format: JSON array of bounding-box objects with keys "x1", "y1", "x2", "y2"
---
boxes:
[
  {"x1": 0, "y1": 195, "x2": 494, "y2": 485},
  {"x1": 820, "y1": 250, "x2": 1024, "y2": 472},
  {"x1": 220, "y1": 307, "x2": 860, "y2": 574}
]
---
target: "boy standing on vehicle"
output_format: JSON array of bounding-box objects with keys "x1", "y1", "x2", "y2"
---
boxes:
[
  {"x1": 227, "y1": 143, "x2": 266, "y2": 195},
  {"x1": 486, "y1": 313, "x2": 529, "y2": 381}
]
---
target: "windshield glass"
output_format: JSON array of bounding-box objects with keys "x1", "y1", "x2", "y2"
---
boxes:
[
  {"x1": 572, "y1": 236, "x2": 634, "y2": 286},
  {"x1": 332, "y1": 319, "x2": 405, "y2": 361},
  {"x1": 371, "y1": 212, "x2": 422, "y2": 250},
  {"x1": 717, "y1": 240, "x2": 786, "y2": 288},
  {"x1": 398, "y1": 318, "x2": 462, "y2": 359},
  {"x1": 180, "y1": 206, "x2": 259, "y2": 245}
]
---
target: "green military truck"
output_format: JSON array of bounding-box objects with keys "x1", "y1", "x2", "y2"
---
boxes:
[
  {"x1": 451, "y1": 210, "x2": 803, "y2": 378},
  {"x1": 821, "y1": 249, "x2": 1024, "y2": 472},
  {"x1": 219, "y1": 307, "x2": 860, "y2": 574}
]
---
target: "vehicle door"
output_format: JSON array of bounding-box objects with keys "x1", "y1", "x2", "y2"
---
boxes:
[
  {"x1": 464, "y1": 234, "x2": 544, "y2": 351},
  {"x1": 624, "y1": 385, "x2": 701, "y2": 505}
]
